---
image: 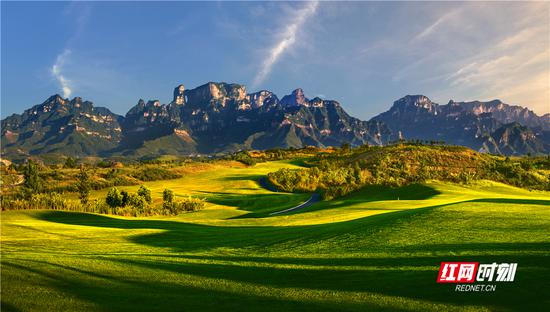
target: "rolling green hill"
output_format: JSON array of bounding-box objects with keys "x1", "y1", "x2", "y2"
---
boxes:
[{"x1": 1, "y1": 159, "x2": 549, "y2": 311}]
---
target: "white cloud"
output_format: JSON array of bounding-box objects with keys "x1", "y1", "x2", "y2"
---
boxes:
[
  {"x1": 48, "y1": 3, "x2": 93, "y2": 99},
  {"x1": 51, "y1": 49, "x2": 72, "y2": 98},
  {"x1": 383, "y1": 3, "x2": 549, "y2": 115},
  {"x1": 411, "y1": 9, "x2": 461, "y2": 42},
  {"x1": 252, "y1": 1, "x2": 319, "y2": 88},
  {"x1": 495, "y1": 25, "x2": 546, "y2": 50}
]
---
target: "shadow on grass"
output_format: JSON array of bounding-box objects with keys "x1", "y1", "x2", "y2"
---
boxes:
[
  {"x1": 221, "y1": 174, "x2": 265, "y2": 182},
  {"x1": 2, "y1": 259, "x2": 381, "y2": 312},
  {"x1": 291, "y1": 183, "x2": 442, "y2": 215},
  {"x1": 471, "y1": 198, "x2": 550, "y2": 206},
  {"x1": 23, "y1": 194, "x2": 550, "y2": 311},
  {"x1": 3, "y1": 243, "x2": 549, "y2": 311},
  {"x1": 35, "y1": 204, "x2": 443, "y2": 253},
  {"x1": 0, "y1": 301, "x2": 21, "y2": 312},
  {"x1": 196, "y1": 190, "x2": 309, "y2": 217}
]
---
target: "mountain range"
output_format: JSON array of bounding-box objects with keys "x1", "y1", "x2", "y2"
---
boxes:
[{"x1": 2, "y1": 82, "x2": 549, "y2": 160}]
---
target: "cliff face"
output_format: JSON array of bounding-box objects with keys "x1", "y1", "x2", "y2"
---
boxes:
[
  {"x1": 2, "y1": 82, "x2": 548, "y2": 160},
  {"x1": 449, "y1": 100, "x2": 550, "y2": 131},
  {"x1": 1, "y1": 95, "x2": 122, "y2": 157},
  {"x1": 372, "y1": 95, "x2": 549, "y2": 155},
  {"x1": 119, "y1": 82, "x2": 394, "y2": 155}
]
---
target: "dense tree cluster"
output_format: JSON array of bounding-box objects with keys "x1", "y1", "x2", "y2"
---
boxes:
[
  {"x1": 267, "y1": 144, "x2": 550, "y2": 200},
  {"x1": 268, "y1": 161, "x2": 366, "y2": 200}
]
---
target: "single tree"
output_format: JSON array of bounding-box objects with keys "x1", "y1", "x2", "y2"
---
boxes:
[
  {"x1": 137, "y1": 185, "x2": 152, "y2": 203},
  {"x1": 22, "y1": 160, "x2": 42, "y2": 197},
  {"x1": 76, "y1": 165, "x2": 90, "y2": 204},
  {"x1": 163, "y1": 188, "x2": 175, "y2": 213},
  {"x1": 163, "y1": 188, "x2": 174, "y2": 204}
]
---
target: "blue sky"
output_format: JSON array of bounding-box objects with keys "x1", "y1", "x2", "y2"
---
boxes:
[{"x1": 2, "y1": 1, "x2": 549, "y2": 119}]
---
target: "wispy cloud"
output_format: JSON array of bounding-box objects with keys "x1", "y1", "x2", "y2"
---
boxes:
[
  {"x1": 50, "y1": 2, "x2": 92, "y2": 98},
  {"x1": 411, "y1": 9, "x2": 461, "y2": 42},
  {"x1": 252, "y1": 1, "x2": 319, "y2": 88},
  {"x1": 381, "y1": 3, "x2": 549, "y2": 114},
  {"x1": 51, "y1": 49, "x2": 72, "y2": 98}
]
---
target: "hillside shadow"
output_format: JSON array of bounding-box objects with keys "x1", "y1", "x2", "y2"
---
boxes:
[
  {"x1": 30, "y1": 197, "x2": 550, "y2": 311},
  {"x1": 292, "y1": 183, "x2": 441, "y2": 214},
  {"x1": 2, "y1": 259, "x2": 383, "y2": 312},
  {"x1": 221, "y1": 174, "x2": 264, "y2": 182},
  {"x1": 195, "y1": 190, "x2": 309, "y2": 217},
  {"x1": 4, "y1": 238, "x2": 550, "y2": 311},
  {"x1": 34, "y1": 205, "x2": 440, "y2": 253},
  {"x1": 354, "y1": 184, "x2": 442, "y2": 201},
  {"x1": 103, "y1": 248, "x2": 549, "y2": 308}
]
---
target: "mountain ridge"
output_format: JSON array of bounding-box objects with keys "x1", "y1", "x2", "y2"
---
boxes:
[{"x1": 2, "y1": 82, "x2": 548, "y2": 160}]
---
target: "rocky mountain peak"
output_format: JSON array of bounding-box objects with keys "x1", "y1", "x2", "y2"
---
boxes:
[
  {"x1": 184, "y1": 82, "x2": 247, "y2": 109},
  {"x1": 41, "y1": 94, "x2": 67, "y2": 107},
  {"x1": 248, "y1": 90, "x2": 278, "y2": 108},
  {"x1": 173, "y1": 84, "x2": 185, "y2": 105},
  {"x1": 3, "y1": 81, "x2": 548, "y2": 159},
  {"x1": 280, "y1": 88, "x2": 309, "y2": 107},
  {"x1": 391, "y1": 95, "x2": 437, "y2": 114}
]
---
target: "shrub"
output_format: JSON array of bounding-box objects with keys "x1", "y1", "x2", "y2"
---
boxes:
[
  {"x1": 163, "y1": 189, "x2": 174, "y2": 205},
  {"x1": 162, "y1": 188, "x2": 204, "y2": 215},
  {"x1": 170, "y1": 197, "x2": 205, "y2": 215},
  {"x1": 1, "y1": 193, "x2": 89, "y2": 212},
  {"x1": 267, "y1": 164, "x2": 367, "y2": 200},
  {"x1": 131, "y1": 167, "x2": 181, "y2": 182},
  {"x1": 121, "y1": 190, "x2": 130, "y2": 206},
  {"x1": 137, "y1": 185, "x2": 152, "y2": 203},
  {"x1": 125, "y1": 193, "x2": 149, "y2": 215},
  {"x1": 233, "y1": 151, "x2": 256, "y2": 166},
  {"x1": 106, "y1": 187, "x2": 123, "y2": 208}
]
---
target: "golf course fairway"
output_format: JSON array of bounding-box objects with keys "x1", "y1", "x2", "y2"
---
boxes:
[{"x1": 2, "y1": 160, "x2": 549, "y2": 311}]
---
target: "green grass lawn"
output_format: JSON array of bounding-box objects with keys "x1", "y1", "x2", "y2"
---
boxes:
[{"x1": 2, "y1": 160, "x2": 549, "y2": 311}]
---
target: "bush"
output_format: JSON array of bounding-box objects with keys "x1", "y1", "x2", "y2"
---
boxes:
[
  {"x1": 163, "y1": 197, "x2": 205, "y2": 215},
  {"x1": 162, "y1": 188, "x2": 204, "y2": 215},
  {"x1": 233, "y1": 151, "x2": 256, "y2": 166},
  {"x1": 125, "y1": 193, "x2": 149, "y2": 215},
  {"x1": 2, "y1": 187, "x2": 205, "y2": 217},
  {"x1": 131, "y1": 167, "x2": 181, "y2": 182},
  {"x1": 137, "y1": 185, "x2": 152, "y2": 203},
  {"x1": 163, "y1": 189, "x2": 174, "y2": 204},
  {"x1": 1, "y1": 193, "x2": 90, "y2": 212},
  {"x1": 64, "y1": 157, "x2": 77, "y2": 168},
  {"x1": 106, "y1": 187, "x2": 123, "y2": 208}
]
